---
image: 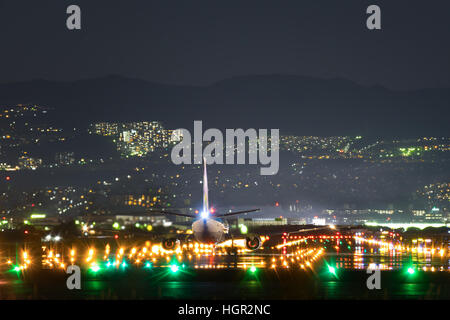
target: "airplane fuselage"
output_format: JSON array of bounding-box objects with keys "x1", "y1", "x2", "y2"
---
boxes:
[
  {"x1": 158, "y1": 159, "x2": 259, "y2": 248},
  {"x1": 192, "y1": 218, "x2": 228, "y2": 244}
]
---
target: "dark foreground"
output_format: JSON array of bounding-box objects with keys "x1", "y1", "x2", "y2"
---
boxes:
[{"x1": 1, "y1": 264, "x2": 449, "y2": 300}]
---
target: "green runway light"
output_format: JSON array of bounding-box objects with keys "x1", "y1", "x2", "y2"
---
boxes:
[
  {"x1": 407, "y1": 267, "x2": 415, "y2": 275},
  {"x1": 90, "y1": 264, "x2": 100, "y2": 272},
  {"x1": 170, "y1": 264, "x2": 179, "y2": 273},
  {"x1": 13, "y1": 266, "x2": 20, "y2": 272},
  {"x1": 239, "y1": 224, "x2": 248, "y2": 234},
  {"x1": 145, "y1": 262, "x2": 152, "y2": 268},
  {"x1": 250, "y1": 266, "x2": 257, "y2": 273},
  {"x1": 121, "y1": 261, "x2": 127, "y2": 268},
  {"x1": 30, "y1": 214, "x2": 46, "y2": 219},
  {"x1": 328, "y1": 266, "x2": 336, "y2": 275}
]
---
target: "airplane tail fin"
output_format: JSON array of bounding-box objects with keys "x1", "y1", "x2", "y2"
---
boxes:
[{"x1": 202, "y1": 157, "x2": 209, "y2": 214}]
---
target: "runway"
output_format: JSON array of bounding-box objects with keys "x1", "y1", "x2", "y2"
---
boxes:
[{"x1": 0, "y1": 235, "x2": 449, "y2": 299}]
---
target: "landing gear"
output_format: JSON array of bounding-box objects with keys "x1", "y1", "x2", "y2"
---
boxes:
[
  {"x1": 225, "y1": 236, "x2": 238, "y2": 268},
  {"x1": 161, "y1": 238, "x2": 179, "y2": 251},
  {"x1": 227, "y1": 237, "x2": 238, "y2": 255}
]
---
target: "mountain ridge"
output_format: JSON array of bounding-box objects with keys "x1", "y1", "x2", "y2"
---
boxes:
[{"x1": 0, "y1": 74, "x2": 448, "y2": 137}]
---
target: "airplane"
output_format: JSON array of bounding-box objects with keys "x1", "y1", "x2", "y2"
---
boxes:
[{"x1": 149, "y1": 159, "x2": 262, "y2": 253}]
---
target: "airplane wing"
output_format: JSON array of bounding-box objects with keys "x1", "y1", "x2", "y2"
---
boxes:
[
  {"x1": 287, "y1": 226, "x2": 332, "y2": 233},
  {"x1": 148, "y1": 210, "x2": 196, "y2": 218},
  {"x1": 269, "y1": 225, "x2": 335, "y2": 236},
  {"x1": 215, "y1": 208, "x2": 260, "y2": 218},
  {"x1": 148, "y1": 207, "x2": 260, "y2": 218}
]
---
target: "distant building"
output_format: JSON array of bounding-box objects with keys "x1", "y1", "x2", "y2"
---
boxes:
[
  {"x1": 114, "y1": 214, "x2": 172, "y2": 227},
  {"x1": 237, "y1": 217, "x2": 287, "y2": 227},
  {"x1": 91, "y1": 122, "x2": 119, "y2": 136},
  {"x1": 287, "y1": 218, "x2": 307, "y2": 225},
  {"x1": 117, "y1": 122, "x2": 174, "y2": 156},
  {"x1": 312, "y1": 217, "x2": 326, "y2": 226},
  {"x1": 424, "y1": 207, "x2": 444, "y2": 222},
  {"x1": 412, "y1": 210, "x2": 426, "y2": 217},
  {"x1": 55, "y1": 152, "x2": 75, "y2": 166},
  {"x1": 18, "y1": 155, "x2": 42, "y2": 170},
  {"x1": 26, "y1": 215, "x2": 59, "y2": 228}
]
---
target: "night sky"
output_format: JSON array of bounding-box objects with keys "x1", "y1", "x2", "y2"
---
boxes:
[{"x1": 0, "y1": 0, "x2": 449, "y2": 90}]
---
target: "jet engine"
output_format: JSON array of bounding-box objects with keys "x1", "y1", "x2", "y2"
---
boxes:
[
  {"x1": 245, "y1": 235, "x2": 262, "y2": 250},
  {"x1": 161, "y1": 238, "x2": 179, "y2": 251}
]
